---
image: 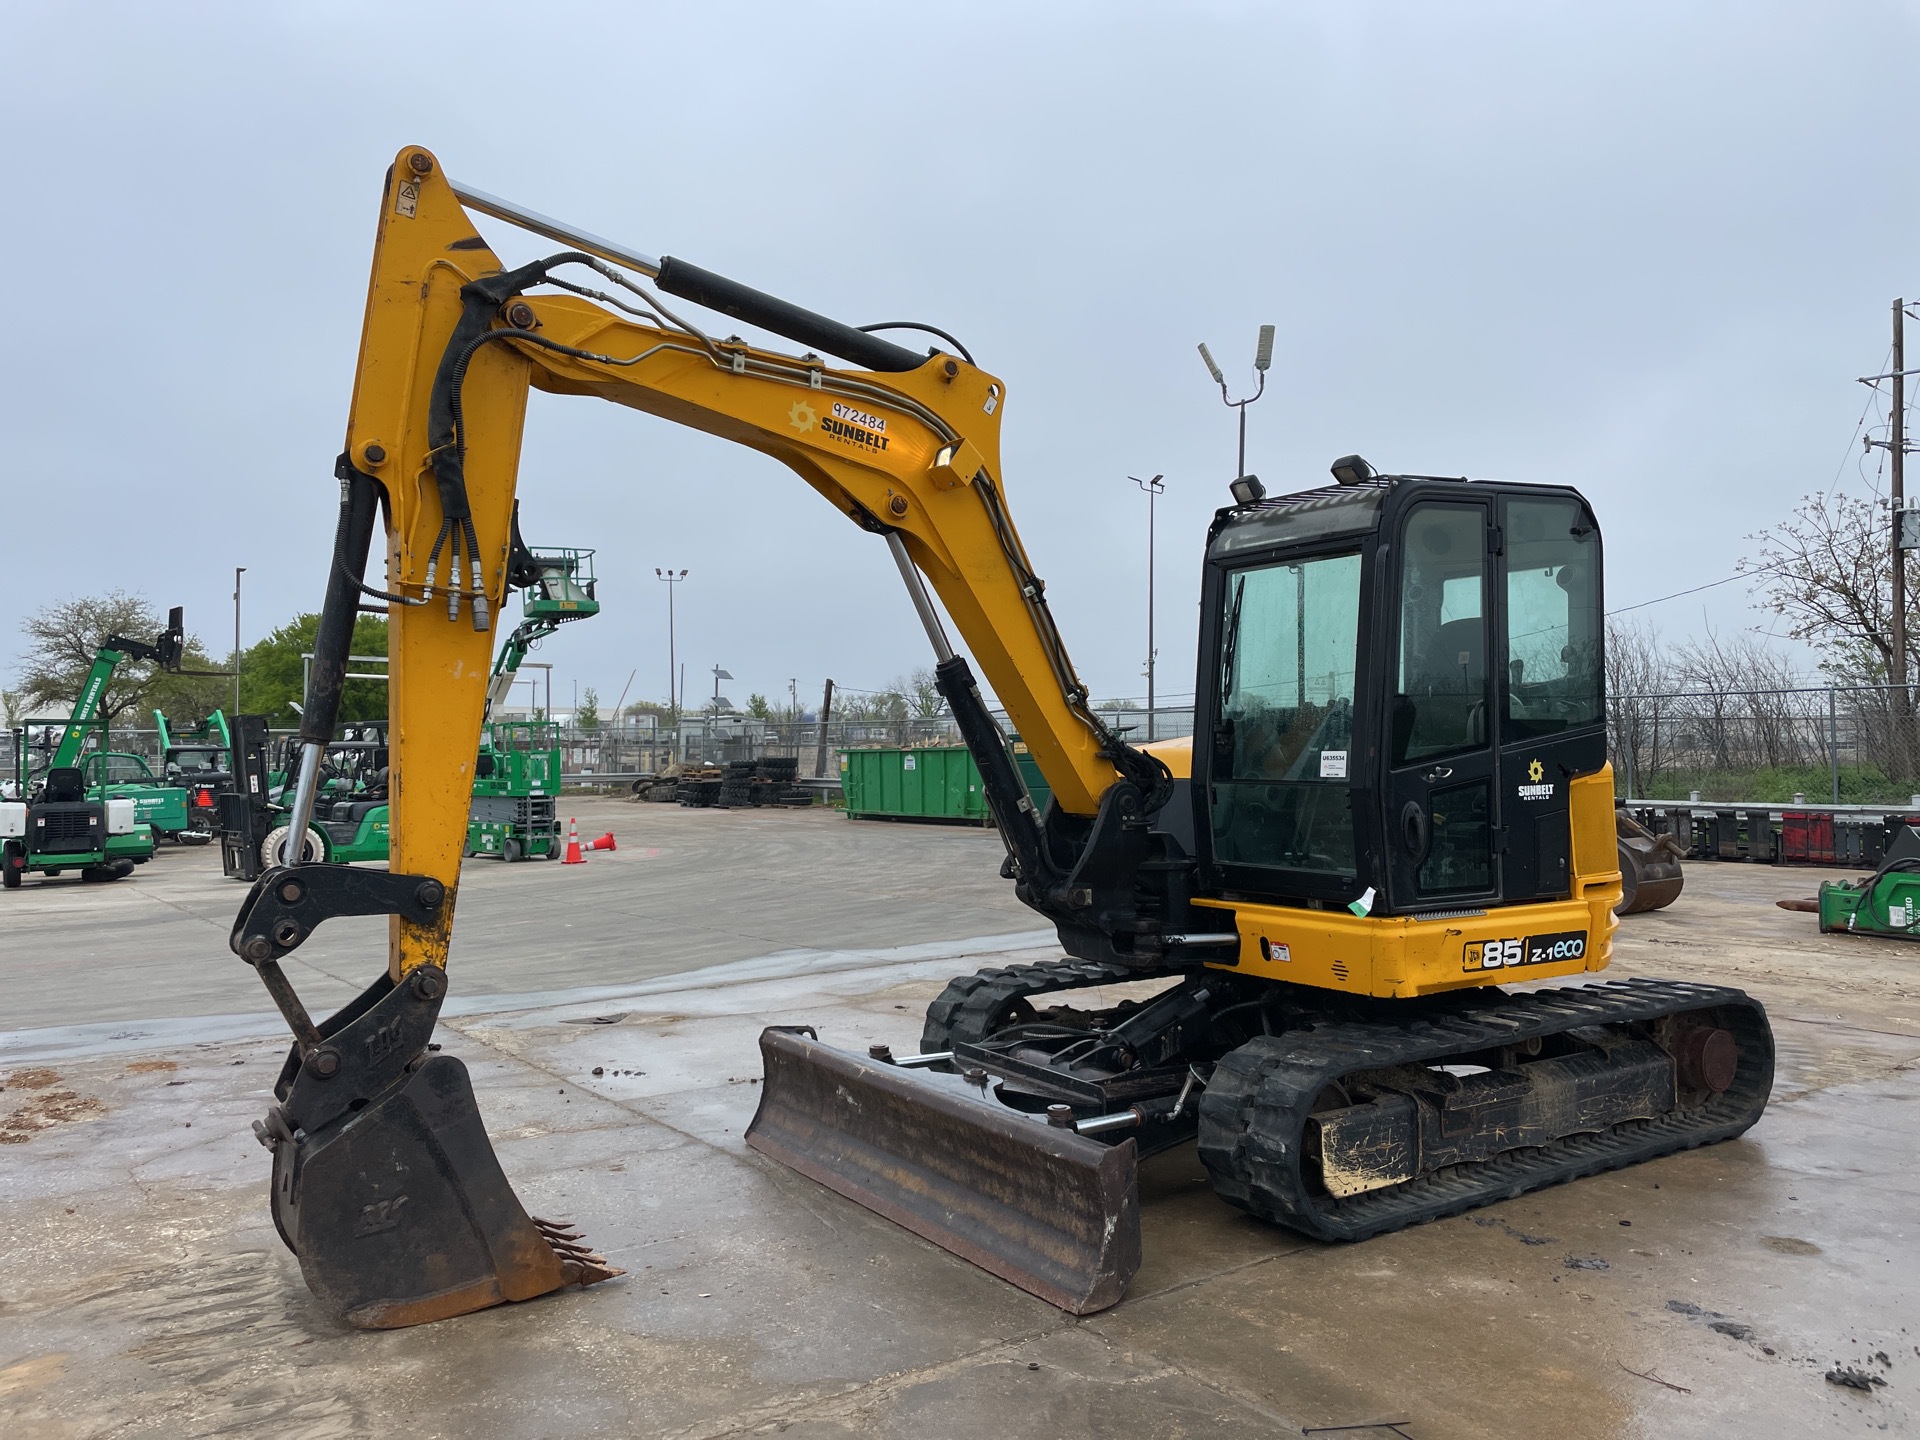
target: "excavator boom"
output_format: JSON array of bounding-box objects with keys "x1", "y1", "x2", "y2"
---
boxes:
[{"x1": 233, "y1": 146, "x2": 1171, "y2": 1328}]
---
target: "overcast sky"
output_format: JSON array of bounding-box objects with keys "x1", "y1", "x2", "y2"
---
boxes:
[{"x1": 6, "y1": 2, "x2": 1917, "y2": 717}]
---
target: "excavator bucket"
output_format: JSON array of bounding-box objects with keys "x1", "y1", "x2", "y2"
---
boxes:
[
  {"x1": 745, "y1": 1027, "x2": 1140, "y2": 1314},
  {"x1": 1617, "y1": 808, "x2": 1686, "y2": 915},
  {"x1": 253, "y1": 963, "x2": 621, "y2": 1328}
]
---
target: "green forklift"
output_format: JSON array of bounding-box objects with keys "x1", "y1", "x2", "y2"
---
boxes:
[{"x1": 258, "y1": 725, "x2": 392, "y2": 865}]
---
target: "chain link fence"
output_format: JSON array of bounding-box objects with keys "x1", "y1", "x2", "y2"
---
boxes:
[
  {"x1": 28, "y1": 687, "x2": 1920, "y2": 807},
  {"x1": 1610, "y1": 683, "x2": 1920, "y2": 805}
]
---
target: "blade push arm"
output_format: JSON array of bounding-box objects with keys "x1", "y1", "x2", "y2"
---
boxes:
[{"x1": 302, "y1": 146, "x2": 1173, "y2": 983}]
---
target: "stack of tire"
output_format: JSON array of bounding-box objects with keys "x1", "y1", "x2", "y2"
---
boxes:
[
  {"x1": 756, "y1": 756, "x2": 813, "y2": 807},
  {"x1": 676, "y1": 776, "x2": 722, "y2": 807},
  {"x1": 716, "y1": 760, "x2": 759, "y2": 809}
]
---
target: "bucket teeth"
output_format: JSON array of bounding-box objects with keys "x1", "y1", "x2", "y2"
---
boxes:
[{"x1": 532, "y1": 1215, "x2": 623, "y2": 1285}]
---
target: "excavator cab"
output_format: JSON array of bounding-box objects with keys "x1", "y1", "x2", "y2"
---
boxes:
[{"x1": 1199, "y1": 471, "x2": 1604, "y2": 921}]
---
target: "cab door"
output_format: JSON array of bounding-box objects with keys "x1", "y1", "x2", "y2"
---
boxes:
[
  {"x1": 1494, "y1": 491, "x2": 1606, "y2": 901},
  {"x1": 1383, "y1": 499, "x2": 1502, "y2": 910}
]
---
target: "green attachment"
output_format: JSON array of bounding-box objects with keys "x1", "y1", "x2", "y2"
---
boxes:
[{"x1": 1818, "y1": 863, "x2": 1920, "y2": 938}]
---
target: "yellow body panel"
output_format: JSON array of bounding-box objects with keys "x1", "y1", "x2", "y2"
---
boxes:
[
  {"x1": 1139, "y1": 735, "x2": 1191, "y2": 778},
  {"x1": 1198, "y1": 766, "x2": 1623, "y2": 998}
]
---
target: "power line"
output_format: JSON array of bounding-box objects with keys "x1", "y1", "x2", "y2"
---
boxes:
[{"x1": 1607, "y1": 562, "x2": 1785, "y2": 617}]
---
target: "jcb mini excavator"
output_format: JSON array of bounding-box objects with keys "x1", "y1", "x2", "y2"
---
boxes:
[{"x1": 232, "y1": 146, "x2": 1772, "y2": 1329}]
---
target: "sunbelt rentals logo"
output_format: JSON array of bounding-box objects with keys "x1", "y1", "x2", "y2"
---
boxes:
[{"x1": 1518, "y1": 757, "x2": 1554, "y2": 802}]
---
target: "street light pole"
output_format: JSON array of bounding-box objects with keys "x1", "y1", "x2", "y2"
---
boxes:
[
  {"x1": 655, "y1": 568, "x2": 688, "y2": 722},
  {"x1": 233, "y1": 567, "x2": 246, "y2": 715},
  {"x1": 1129, "y1": 475, "x2": 1165, "y2": 740},
  {"x1": 1198, "y1": 324, "x2": 1277, "y2": 481}
]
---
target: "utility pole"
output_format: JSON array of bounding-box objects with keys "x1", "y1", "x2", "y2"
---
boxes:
[
  {"x1": 232, "y1": 567, "x2": 246, "y2": 716},
  {"x1": 814, "y1": 678, "x2": 835, "y2": 779},
  {"x1": 1894, "y1": 297, "x2": 1907, "y2": 712},
  {"x1": 1129, "y1": 475, "x2": 1165, "y2": 740},
  {"x1": 655, "y1": 568, "x2": 688, "y2": 721}
]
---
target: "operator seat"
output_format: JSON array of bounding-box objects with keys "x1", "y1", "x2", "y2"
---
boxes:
[
  {"x1": 1396, "y1": 618, "x2": 1487, "y2": 757},
  {"x1": 42, "y1": 767, "x2": 86, "y2": 803}
]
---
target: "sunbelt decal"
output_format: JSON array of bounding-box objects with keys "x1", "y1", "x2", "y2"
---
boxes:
[{"x1": 1517, "y1": 757, "x2": 1554, "y2": 802}]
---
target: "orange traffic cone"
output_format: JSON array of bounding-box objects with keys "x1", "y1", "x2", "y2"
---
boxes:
[
  {"x1": 562, "y1": 817, "x2": 585, "y2": 864},
  {"x1": 588, "y1": 832, "x2": 617, "y2": 852}
]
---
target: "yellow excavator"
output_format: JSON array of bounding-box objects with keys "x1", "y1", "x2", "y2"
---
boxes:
[{"x1": 232, "y1": 146, "x2": 1772, "y2": 1328}]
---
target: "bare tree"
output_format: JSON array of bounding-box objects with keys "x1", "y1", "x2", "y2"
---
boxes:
[
  {"x1": 1749, "y1": 491, "x2": 1920, "y2": 779},
  {"x1": 1747, "y1": 492, "x2": 1912, "y2": 681},
  {"x1": 1605, "y1": 617, "x2": 1672, "y2": 794},
  {"x1": 896, "y1": 668, "x2": 947, "y2": 721},
  {"x1": 1674, "y1": 626, "x2": 1816, "y2": 770}
]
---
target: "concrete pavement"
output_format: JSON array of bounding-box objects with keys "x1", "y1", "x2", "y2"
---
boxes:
[{"x1": 1, "y1": 804, "x2": 1917, "y2": 1437}]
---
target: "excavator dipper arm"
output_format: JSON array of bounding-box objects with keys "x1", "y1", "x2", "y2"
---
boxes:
[{"x1": 236, "y1": 146, "x2": 1171, "y2": 1329}]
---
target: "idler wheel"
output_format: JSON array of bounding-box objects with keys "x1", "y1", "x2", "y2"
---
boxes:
[{"x1": 1673, "y1": 1026, "x2": 1738, "y2": 1094}]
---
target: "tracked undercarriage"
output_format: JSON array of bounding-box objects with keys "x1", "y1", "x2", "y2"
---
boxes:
[{"x1": 919, "y1": 958, "x2": 1770, "y2": 1232}]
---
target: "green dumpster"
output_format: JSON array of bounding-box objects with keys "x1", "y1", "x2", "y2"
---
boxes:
[
  {"x1": 839, "y1": 742, "x2": 1054, "y2": 824},
  {"x1": 839, "y1": 747, "x2": 988, "y2": 823}
]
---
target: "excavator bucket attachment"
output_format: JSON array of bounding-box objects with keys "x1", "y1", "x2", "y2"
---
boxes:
[
  {"x1": 254, "y1": 964, "x2": 621, "y2": 1328},
  {"x1": 746, "y1": 1027, "x2": 1140, "y2": 1314},
  {"x1": 1617, "y1": 808, "x2": 1686, "y2": 915}
]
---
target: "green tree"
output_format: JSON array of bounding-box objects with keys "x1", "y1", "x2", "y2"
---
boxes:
[
  {"x1": 238, "y1": 613, "x2": 389, "y2": 725},
  {"x1": 13, "y1": 591, "x2": 227, "y2": 729},
  {"x1": 746, "y1": 692, "x2": 772, "y2": 720},
  {"x1": 576, "y1": 686, "x2": 601, "y2": 730}
]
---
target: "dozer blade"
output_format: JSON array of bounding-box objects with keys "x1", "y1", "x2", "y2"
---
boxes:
[
  {"x1": 255, "y1": 965, "x2": 621, "y2": 1328},
  {"x1": 746, "y1": 1027, "x2": 1140, "y2": 1314}
]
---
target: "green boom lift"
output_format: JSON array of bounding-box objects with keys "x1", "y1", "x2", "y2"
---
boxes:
[
  {"x1": 258, "y1": 546, "x2": 597, "y2": 866},
  {"x1": 2, "y1": 610, "x2": 192, "y2": 887}
]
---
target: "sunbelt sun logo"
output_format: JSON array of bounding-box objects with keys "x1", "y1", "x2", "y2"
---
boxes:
[{"x1": 1518, "y1": 757, "x2": 1554, "y2": 802}]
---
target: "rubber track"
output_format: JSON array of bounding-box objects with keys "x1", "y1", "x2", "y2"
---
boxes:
[
  {"x1": 1196, "y1": 977, "x2": 1774, "y2": 1243},
  {"x1": 920, "y1": 958, "x2": 1175, "y2": 1054}
]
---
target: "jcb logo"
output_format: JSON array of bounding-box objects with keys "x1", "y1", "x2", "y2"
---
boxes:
[
  {"x1": 365, "y1": 1016, "x2": 406, "y2": 1064},
  {"x1": 353, "y1": 1195, "x2": 410, "y2": 1236}
]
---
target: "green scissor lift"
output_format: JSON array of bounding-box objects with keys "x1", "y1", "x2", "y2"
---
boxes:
[{"x1": 467, "y1": 546, "x2": 596, "y2": 862}]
